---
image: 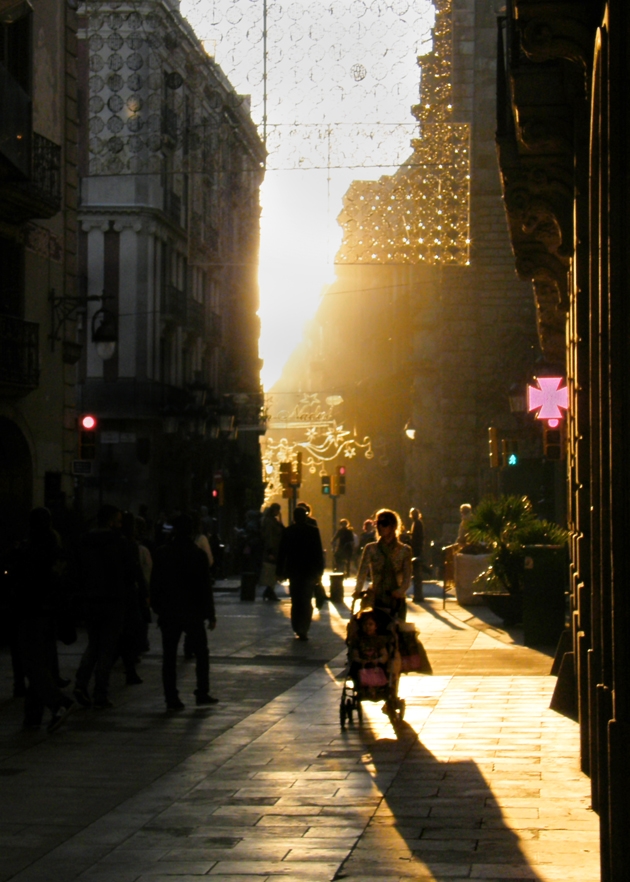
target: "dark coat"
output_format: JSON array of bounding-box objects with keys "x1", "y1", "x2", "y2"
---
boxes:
[
  {"x1": 79, "y1": 528, "x2": 130, "y2": 605},
  {"x1": 277, "y1": 522, "x2": 325, "y2": 583},
  {"x1": 150, "y1": 537, "x2": 215, "y2": 622}
]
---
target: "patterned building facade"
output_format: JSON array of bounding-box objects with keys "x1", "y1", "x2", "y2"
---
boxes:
[
  {"x1": 77, "y1": 0, "x2": 266, "y2": 525},
  {"x1": 0, "y1": 0, "x2": 79, "y2": 545}
]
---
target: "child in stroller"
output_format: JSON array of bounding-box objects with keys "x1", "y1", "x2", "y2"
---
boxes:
[{"x1": 340, "y1": 604, "x2": 405, "y2": 728}]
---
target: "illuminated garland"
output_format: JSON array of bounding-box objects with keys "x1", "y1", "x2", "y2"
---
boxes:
[{"x1": 261, "y1": 394, "x2": 373, "y2": 504}]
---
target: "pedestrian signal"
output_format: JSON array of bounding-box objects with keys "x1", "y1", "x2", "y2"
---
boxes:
[
  {"x1": 321, "y1": 475, "x2": 331, "y2": 495},
  {"x1": 337, "y1": 464, "x2": 346, "y2": 494},
  {"x1": 501, "y1": 439, "x2": 519, "y2": 467},
  {"x1": 79, "y1": 415, "x2": 98, "y2": 459}
]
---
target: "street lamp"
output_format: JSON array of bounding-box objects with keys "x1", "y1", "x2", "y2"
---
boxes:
[{"x1": 92, "y1": 303, "x2": 117, "y2": 360}]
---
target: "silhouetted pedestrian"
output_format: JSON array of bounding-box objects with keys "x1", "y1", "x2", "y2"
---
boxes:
[
  {"x1": 295, "y1": 502, "x2": 327, "y2": 608},
  {"x1": 151, "y1": 514, "x2": 217, "y2": 710},
  {"x1": 277, "y1": 507, "x2": 324, "y2": 640},
  {"x1": 10, "y1": 508, "x2": 75, "y2": 731},
  {"x1": 409, "y1": 507, "x2": 425, "y2": 602},
  {"x1": 74, "y1": 504, "x2": 130, "y2": 709},
  {"x1": 260, "y1": 503, "x2": 284, "y2": 601}
]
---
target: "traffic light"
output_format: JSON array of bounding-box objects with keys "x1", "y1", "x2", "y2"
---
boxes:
[
  {"x1": 79, "y1": 414, "x2": 98, "y2": 459},
  {"x1": 502, "y1": 439, "x2": 519, "y2": 467},
  {"x1": 212, "y1": 471, "x2": 224, "y2": 505},
  {"x1": 337, "y1": 464, "x2": 346, "y2": 494},
  {"x1": 543, "y1": 422, "x2": 564, "y2": 460},
  {"x1": 321, "y1": 475, "x2": 331, "y2": 495},
  {"x1": 289, "y1": 452, "x2": 302, "y2": 486},
  {"x1": 488, "y1": 427, "x2": 501, "y2": 468},
  {"x1": 279, "y1": 462, "x2": 291, "y2": 488}
]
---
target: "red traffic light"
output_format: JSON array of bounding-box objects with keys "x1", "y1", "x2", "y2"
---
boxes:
[
  {"x1": 81, "y1": 414, "x2": 97, "y2": 431},
  {"x1": 338, "y1": 465, "x2": 346, "y2": 475}
]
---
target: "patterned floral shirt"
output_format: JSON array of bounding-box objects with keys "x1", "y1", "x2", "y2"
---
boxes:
[{"x1": 354, "y1": 539, "x2": 412, "y2": 612}]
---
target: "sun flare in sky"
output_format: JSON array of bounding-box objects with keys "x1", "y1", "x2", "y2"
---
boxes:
[{"x1": 181, "y1": 0, "x2": 435, "y2": 389}]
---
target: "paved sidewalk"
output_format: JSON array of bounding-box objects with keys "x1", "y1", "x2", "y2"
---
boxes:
[{"x1": 0, "y1": 580, "x2": 599, "y2": 881}]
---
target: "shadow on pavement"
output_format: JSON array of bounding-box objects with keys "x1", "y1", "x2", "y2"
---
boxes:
[{"x1": 334, "y1": 718, "x2": 545, "y2": 881}]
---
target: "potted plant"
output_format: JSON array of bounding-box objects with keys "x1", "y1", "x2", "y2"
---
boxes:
[{"x1": 466, "y1": 495, "x2": 568, "y2": 629}]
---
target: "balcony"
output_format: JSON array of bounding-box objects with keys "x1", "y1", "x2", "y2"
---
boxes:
[
  {"x1": 0, "y1": 315, "x2": 39, "y2": 395},
  {"x1": 0, "y1": 129, "x2": 62, "y2": 224},
  {"x1": 161, "y1": 284, "x2": 186, "y2": 322},
  {"x1": 186, "y1": 297, "x2": 205, "y2": 332}
]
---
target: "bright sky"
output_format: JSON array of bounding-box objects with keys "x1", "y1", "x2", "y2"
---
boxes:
[{"x1": 181, "y1": 0, "x2": 435, "y2": 389}]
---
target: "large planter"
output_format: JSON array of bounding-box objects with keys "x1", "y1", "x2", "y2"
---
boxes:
[
  {"x1": 454, "y1": 553, "x2": 491, "y2": 605},
  {"x1": 481, "y1": 591, "x2": 523, "y2": 626},
  {"x1": 521, "y1": 545, "x2": 567, "y2": 647}
]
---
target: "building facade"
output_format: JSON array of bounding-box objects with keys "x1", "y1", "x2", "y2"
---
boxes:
[
  {"x1": 496, "y1": 1, "x2": 630, "y2": 877},
  {"x1": 77, "y1": 0, "x2": 266, "y2": 532},
  {"x1": 0, "y1": 0, "x2": 79, "y2": 545}
]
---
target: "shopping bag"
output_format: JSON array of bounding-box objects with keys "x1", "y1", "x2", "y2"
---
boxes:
[
  {"x1": 260, "y1": 561, "x2": 277, "y2": 586},
  {"x1": 398, "y1": 624, "x2": 432, "y2": 674}
]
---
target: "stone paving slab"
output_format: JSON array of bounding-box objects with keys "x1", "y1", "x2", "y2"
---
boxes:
[{"x1": 0, "y1": 582, "x2": 599, "y2": 882}]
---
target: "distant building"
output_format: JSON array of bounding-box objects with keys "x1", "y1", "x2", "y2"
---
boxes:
[
  {"x1": 271, "y1": 0, "x2": 542, "y2": 544},
  {"x1": 0, "y1": 0, "x2": 79, "y2": 545},
  {"x1": 76, "y1": 0, "x2": 266, "y2": 530}
]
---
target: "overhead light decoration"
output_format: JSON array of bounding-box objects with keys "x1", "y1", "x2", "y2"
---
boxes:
[
  {"x1": 261, "y1": 393, "x2": 373, "y2": 505},
  {"x1": 336, "y1": 0, "x2": 471, "y2": 266}
]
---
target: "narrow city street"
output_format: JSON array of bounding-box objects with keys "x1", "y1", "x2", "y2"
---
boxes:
[{"x1": 0, "y1": 581, "x2": 599, "y2": 882}]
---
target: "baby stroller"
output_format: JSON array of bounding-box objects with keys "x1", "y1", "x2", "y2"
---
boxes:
[{"x1": 339, "y1": 596, "x2": 406, "y2": 729}]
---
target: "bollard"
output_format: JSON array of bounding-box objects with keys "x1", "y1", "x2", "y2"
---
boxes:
[
  {"x1": 240, "y1": 572, "x2": 257, "y2": 602},
  {"x1": 329, "y1": 572, "x2": 345, "y2": 603}
]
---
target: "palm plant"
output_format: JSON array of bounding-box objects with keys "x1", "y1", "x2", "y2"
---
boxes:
[{"x1": 465, "y1": 495, "x2": 568, "y2": 595}]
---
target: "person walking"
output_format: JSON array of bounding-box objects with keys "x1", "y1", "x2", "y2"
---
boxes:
[
  {"x1": 332, "y1": 518, "x2": 354, "y2": 576},
  {"x1": 74, "y1": 504, "x2": 132, "y2": 710},
  {"x1": 260, "y1": 503, "x2": 284, "y2": 601},
  {"x1": 150, "y1": 514, "x2": 217, "y2": 710},
  {"x1": 409, "y1": 507, "x2": 425, "y2": 602},
  {"x1": 295, "y1": 501, "x2": 327, "y2": 608},
  {"x1": 10, "y1": 508, "x2": 76, "y2": 732},
  {"x1": 277, "y1": 506, "x2": 324, "y2": 640}
]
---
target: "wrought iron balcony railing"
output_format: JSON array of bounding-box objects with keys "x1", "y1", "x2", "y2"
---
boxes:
[
  {"x1": 0, "y1": 129, "x2": 61, "y2": 223},
  {"x1": 31, "y1": 132, "x2": 61, "y2": 205},
  {"x1": 0, "y1": 315, "x2": 39, "y2": 393}
]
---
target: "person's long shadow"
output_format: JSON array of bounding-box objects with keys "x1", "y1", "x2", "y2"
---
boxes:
[{"x1": 333, "y1": 716, "x2": 546, "y2": 881}]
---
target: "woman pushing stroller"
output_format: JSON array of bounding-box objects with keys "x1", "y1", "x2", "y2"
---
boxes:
[
  {"x1": 353, "y1": 508, "x2": 412, "y2": 622},
  {"x1": 351, "y1": 509, "x2": 412, "y2": 718}
]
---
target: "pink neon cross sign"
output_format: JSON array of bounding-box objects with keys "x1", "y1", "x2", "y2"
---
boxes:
[{"x1": 527, "y1": 377, "x2": 568, "y2": 421}]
